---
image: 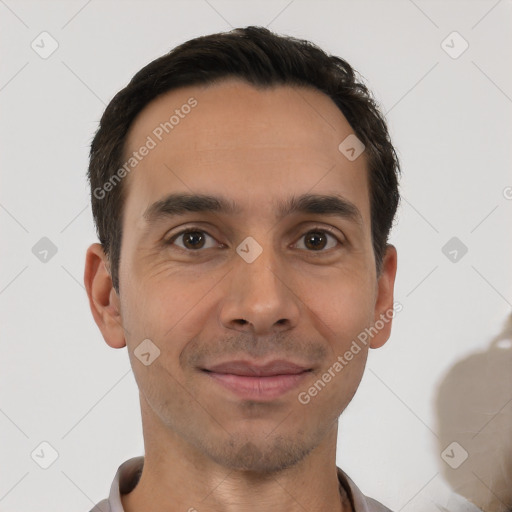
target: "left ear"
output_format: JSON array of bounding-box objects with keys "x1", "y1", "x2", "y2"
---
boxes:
[{"x1": 370, "y1": 244, "x2": 398, "y2": 349}]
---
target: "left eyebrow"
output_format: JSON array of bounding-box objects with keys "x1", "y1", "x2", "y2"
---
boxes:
[
  {"x1": 143, "y1": 192, "x2": 364, "y2": 228},
  {"x1": 275, "y1": 193, "x2": 364, "y2": 228}
]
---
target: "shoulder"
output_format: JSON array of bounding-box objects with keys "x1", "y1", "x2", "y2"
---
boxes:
[
  {"x1": 363, "y1": 496, "x2": 394, "y2": 512},
  {"x1": 88, "y1": 498, "x2": 111, "y2": 512},
  {"x1": 87, "y1": 457, "x2": 144, "y2": 512},
  {"x1": 337, "y1": 467, "x2": 394, "y2": 512}
]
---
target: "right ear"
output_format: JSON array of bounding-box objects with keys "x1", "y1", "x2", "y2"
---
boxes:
[{"x1": 84, "y1": 243, "x2": 126, "y2": 348}]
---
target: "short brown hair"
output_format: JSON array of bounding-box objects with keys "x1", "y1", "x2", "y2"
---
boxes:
[{"x1": 88, "y1": 26, "x2": 400, "y2": 293}]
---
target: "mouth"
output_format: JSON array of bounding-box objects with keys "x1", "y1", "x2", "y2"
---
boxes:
[{"x1": 201, "y1": 360, "x2": 313, "y2": 401}]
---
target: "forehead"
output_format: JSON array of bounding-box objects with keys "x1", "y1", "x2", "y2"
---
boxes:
[{"x1": 121, "y1": 78, "x2": 370, "y2": 229}]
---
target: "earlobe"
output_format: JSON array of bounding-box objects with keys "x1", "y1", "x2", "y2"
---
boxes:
[
  {"x1": 84, "y1": 243, "x2": 126, "y2": 349},
  {"x1": 370, "y1": 244, "x2": 398, "y2": 349}
]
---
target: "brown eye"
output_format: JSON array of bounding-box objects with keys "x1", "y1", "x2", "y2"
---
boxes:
[
  {"x1": 168, "y1": 230, "x2": 218, "y2": 251},
  {"x1": 182, "y1": 231, "x2": 206, "y2": 249},
  {"x1": 305, "y1": 231, "x2": 327, "y2": 250},
  {"x1": 296, "y1": 230, "x2": 340, "y2": 252}
]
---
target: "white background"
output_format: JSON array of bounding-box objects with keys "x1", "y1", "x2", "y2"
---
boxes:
[{"x1": 1, "y1": 1, "x2": 511, "y2": 511}]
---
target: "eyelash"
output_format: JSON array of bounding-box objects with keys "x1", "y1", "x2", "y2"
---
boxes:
[{"x1": 165, "y1": 226, "x2": 344, "y2": 253}]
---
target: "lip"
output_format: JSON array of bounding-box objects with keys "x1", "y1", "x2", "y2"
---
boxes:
[
  {"x1": 201, "y1": 360, "x2": 312, "y2": 401},
  {"x1": 204, "y1": 359, "x2": 311, "y2": 376}
]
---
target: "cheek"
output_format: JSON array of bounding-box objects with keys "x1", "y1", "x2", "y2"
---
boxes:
[
  {"x1": 297, "y1": 340, "x2": 368, "y2": 419},
  {"x1": 300, "y1": 268, "x2": 375, "y2": 341},
  {"x1": 120, "y1": 267, "x2": 220, "y2": 359}
]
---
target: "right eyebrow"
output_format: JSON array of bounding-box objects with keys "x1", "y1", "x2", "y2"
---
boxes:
[{"x1": 143, "y1": 193, "x2": 242, "y2": 224}]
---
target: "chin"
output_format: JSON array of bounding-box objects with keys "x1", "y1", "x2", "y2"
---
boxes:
[{"x1": 201, "y1": 431, "x2": 318, "y2": 474}]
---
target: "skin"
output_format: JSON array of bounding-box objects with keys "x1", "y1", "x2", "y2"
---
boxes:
[{"x1": 84, "y1": 78, "x2": 397, "y2": 512}]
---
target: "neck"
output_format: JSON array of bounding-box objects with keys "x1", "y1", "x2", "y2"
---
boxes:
[{"x1": 121, "y1": 401, "x2": 351, "y2": 512}]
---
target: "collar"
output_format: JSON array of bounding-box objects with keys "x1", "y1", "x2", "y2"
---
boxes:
[{"x1": 94, "y1": 456, "x2": 393, "y2": 512}]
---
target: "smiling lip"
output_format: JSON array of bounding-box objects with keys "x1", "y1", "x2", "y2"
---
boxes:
[{"x1": 201, "y1": 360, "x2": 312, "y2": 401}]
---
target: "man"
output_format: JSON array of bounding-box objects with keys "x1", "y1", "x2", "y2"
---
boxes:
[{"x1": 84, "y1": 26, "x2": 400, "y2": 512}]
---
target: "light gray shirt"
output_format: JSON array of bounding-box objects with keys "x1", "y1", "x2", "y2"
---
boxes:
[{"x1": 89, "y1": 456, "x2": 393, "y2": 512}]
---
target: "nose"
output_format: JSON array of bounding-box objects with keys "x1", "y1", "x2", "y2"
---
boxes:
[{"x1": 218, "y1": 242, "x2": 301, "y2": 336}]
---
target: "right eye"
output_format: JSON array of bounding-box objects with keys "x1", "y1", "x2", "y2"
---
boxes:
[{"x1": 165, "y1": 228, "x2": 221, "y2": 251}]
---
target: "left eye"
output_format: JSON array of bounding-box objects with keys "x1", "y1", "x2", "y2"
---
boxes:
[{"x1": 294, "y1": 230, "x2": 340, "y2": 251}]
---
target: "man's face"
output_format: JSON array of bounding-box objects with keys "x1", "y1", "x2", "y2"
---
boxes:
[{"x1": 93, "y1": 79, "x2": 396, "y2": 472}]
